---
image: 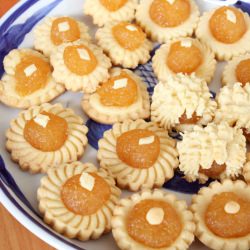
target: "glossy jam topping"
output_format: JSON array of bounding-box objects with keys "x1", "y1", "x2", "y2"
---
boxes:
[
  {"x1": 236, "y1": 59, "x2": 250, "y2": 85},
  {"x1": 15, "y1": 55, "x2": 51, "y2": 96},
  {"x1": 167, "y1": 41, "x2": 203, "y2": 74},
  {"x1": 61, "y1": 173, "x2": 111, "y2": 215},
  {"x1": 97, "y1": 71, "x2": 138, "y2": 107},
  {"x1": 199, "y1": 161, "x2": 226, "y2": 179},
  {"x1": 112, "y1": 22, "x2": 146, "y2": 50},
  {"x1": 116, "y1": 129, "x2": 160, "y2": 168},
  {"x1": 126, "y1": 199, "x2": 182, "y2": 248},
  {"x1": 100, "y1": 0, "x2": 128, "y2": 11},
  {"x1": 24, "y1": 111, "x2": 68, "y2": 152},
  {"x1": 205, "y1": 192, "x2": 250, "y2": 238},
  {"x1": 149, "y1": 0, "x2": 190, "y2": 28},
  {"x1": 63, "y1": 45, "x2": 97, "y2": 76},
  {"x1": 51, "y1": 17, "x2": 80, "y2": 46},
  {"x1": 209, "y1": 7, "x2": 247, "y2": 44},
  {"x1": 179, "y1": 112, "x2": 201, "y2": 124}
]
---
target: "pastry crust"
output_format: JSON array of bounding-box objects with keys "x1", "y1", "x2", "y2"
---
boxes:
[
  {"x1": 38, "y1": 162, "x2": 121, "y2": 240},
  {"x1": 84, "y1": 0, "x2": 138, "y2": 27},
  {"x1": 112, "y1": 189, "x2": 195, "y2": 250},
  {"x1": 177, "y1": 122, "x2": 246, "y2": 183},
  {"x1": 135, "y1": 0, "x2": 200, "y2": 43},
  {"x1": 6, "y1": 103, "x2": 88, "y2": 174},
  {"x1": 81, "y1": 68, "x2": 150, "y2": 124},
  {"x1": 243, "y1": 152, "x2": 250, "y2": 184},
  {"x1": 222, "y1": 53, "x2": 250, "y2": 86},
  {"x1": 152, "y1": 37, "x2": 216, "y2": 83},
  {"x1": 191, "y1": 179, "x2": 250, "y2": 250},
  {"x1": 34, "y1": 16, "x2": 91, "y2": 57},
  {"x1": 95, "y1": 21, "x2": 153, "y2": 69},
  {"x1": 151, "y1": 73, "x2": 217, "y2": 132},
  {"x1": 50, "y1": 40, "x2": 111, "y2": 93},
  {"x1": 196, "y1": 9, "x2": 250, "y2": 61},
  {"x1": 97, "y1": 119, "x2": 179, "y2": 191},
  {"x1": 0, "y1": 49, "x2": 65, "y2": 109}
]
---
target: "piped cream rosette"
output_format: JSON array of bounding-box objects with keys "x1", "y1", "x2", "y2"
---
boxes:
[
  {"x1": 6, "y1": 103, "x2": 88, "y2": 173},
  {"x1": 243, "y1": 153, "x2": 250, "y2": 184},
  {"x1": 38, "y1": 162, "x2": 121, "y2": 240},
  {"x1": 81, "y1": 68, "x2": 150, "y2": 124},
  {"x1": 97, "y1": 119, "x2": 179, "y2": 191},
  {"x1": 0, "y1": 49, "x2": 65, "y2": 109}
]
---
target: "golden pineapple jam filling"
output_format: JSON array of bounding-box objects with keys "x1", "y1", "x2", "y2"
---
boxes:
[
  {"x1": 51, "y1": 17, "x2": 80, "y2": 46},
  {"x1": 61, "y1": 173, "x2": 111, "y2": 215},
  {"x1": 24, "y1": 111, "x2": 68, "y2": 152},
  {"x1": 179, "y1": 112, "x2": 201, "y2": 125},
  {"x1": 149, "y1": 0, "x2": 191, "y2": 28},
  {"x1": 15, "y1": 55, "x2": 51, "y2": 96},
  {"x1": 199, "y1": 161, "x2": 226, "y2": 179},
  {"x1": 236, "y1": 59, "x2": 250, "y2": 85},
  {"x1": 126, "y1": 199, "x2": 182, "y2": 248},
  {"x1": 97, "y1": 71, "x2": 138, "y2": 107},
  {"x1": 209, "y1": 7, "x2": 247, "y2": 44},
  {"x1": 116, "y1": 129, "x2": 160, "y2": 168},
  {"x1": 100, "y1": 0, "x2": 128, "y2": 11}
]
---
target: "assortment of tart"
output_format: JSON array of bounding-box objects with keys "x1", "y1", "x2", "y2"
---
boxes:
[{"x1": 1, "y1": 0, "x2": 250, "y2": 249}]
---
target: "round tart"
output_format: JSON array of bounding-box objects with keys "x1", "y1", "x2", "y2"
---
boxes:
[
  {"x1": 196, "y1": 6, "x2": 250, "y2": 61},
  {"x1": 112, "y1": 189, "x2": 195, "y2": 250},
  {"x1": 97, "y1": 119, "x2": 179, "y2": 191},
  {"x1": 84, "y1": 0, "x2": 138, "y2": 27},
  {"x1": 243, "y1": 153, "x2": 250, "y2": 184},
  {"x1": 34, "y1": 16, "x2": 91, "y2": 56},
  {"x1": 50, "y1": 40, "x2": 111, "y2": 93},
  {"x1": 38, "y1": 162, "x2": 121, "y2": 240},
  {"x1": 191, "y1": 179, "x2": 250, "y2": 250},
  {"x1": 6, "y1": 103, "x2": 88, "y2": 173},
  {"x1": 95, "y1": 21, "x2": 152, "y2": 68},
  {"x1": 152, "y1": 37, "x2": 216, "y2": 83},
  {"x1": 151, "y1": 73, "x2": 217, "y2": 132},
  {"x1": 222, "y1": 53, "x2": 250, "y2": 86},
  {"x1": 82, "y1": 68, "x2": 150, "y2": 124},
  {"x1": 135, "y1": 0, "x2": 199, "y2": 43},
  {"x1": 0, "y1": 49, "x2": 65, "y2": 109},
  {"x1": 177, "y1": 122, "x2": 246, "y2": 183}
]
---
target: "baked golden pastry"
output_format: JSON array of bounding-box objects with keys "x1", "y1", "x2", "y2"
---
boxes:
[
  {"x1": 191, "y1": 179, "x2": 250, "y2": 250},
  {"x1": 6, "y1": 103, "x2": 88, "y2": 173},
  {"x1": 0, "y1": 49, "x2": 65, "y2": 109},
  {"x1": 243, "y1": 152, "x2": 250, "y2": 184},
  {"x1": 38, "y1": 162, "x2": 121, "y2": 240},
  {"x1": 112, "y1": 189, "x2": 195, "y2": 250}
]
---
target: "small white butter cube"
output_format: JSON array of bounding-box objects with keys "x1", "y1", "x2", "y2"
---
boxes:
[
  {"x1": 146, "y1": 207, "x2": 165, "y2": 225},
  {"x1": 58, "y1": 21, "x2": 70, "y2": 32},
  {"x1": 24, "y1": 64, "x2": 37, "y2": 77},
  {"x1": 226, "y1": 9, "x2": 237, "y2": 24},
  {"x1": 166, "y1": 0, "x2": 175, "y2": 4},
  {"x1": 77, "y1": 48, "x2": 90, "y2": 61},
  {"x1": 113, "y1": 78, "x2": 128, "y2": 89},
  {"x1": 224, "y1": 201, "x2": 240, "y2": 214},
  {"x1": 181, "y1": 40, "x2": 192, "y2": 48},
  {"x1": 80, "y1": 173, "x2": 95, "y2": 191},
  {"x1": 126, "y1": 25, "x2": 138, "y2": 31},
  {"x1": 139, "y1": 136, "x2": 155, "y2": 145},
  {"x1": 34, "y1": 114, "x2": 50, "y2": 128}
]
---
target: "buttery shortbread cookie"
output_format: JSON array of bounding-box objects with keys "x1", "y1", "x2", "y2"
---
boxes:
[
  {"x1": 196, "y1": 6, "x2": 250, "y2": 61},
  {"x1": 95, "y1": 21, "x2": 152, "y2": 68},
  {"x1": 97, "y1": 119, "x2": 179, "y2": 191},
  {"x1": 34, "y1": 16, "x2": 91, "y2": 56},
  {"x1": 135, "y1": 0, "x2": 199, "y2": 43},
  {"x1": 0, "y1": 49, "x2": 65, "y2": 109},
  {"x1": 82, "y1": 68, "x2": 150, "y2": 124},
  {"x1": 177, "y1": 123, "x2": 246, "y2": 183},
  {"x1": 191, "y1": 179, "x2": 250, "y2": 250},
  {"x1": 84, "y1": 0, "x2": 138, "y2": 27},
  {"x1": 50, "y1": 40, "x2": 111, "y2": 93},
  {"x1": 6, "y1": 103, "x2": 88, "y2": 173},
  {"x1": 112, "y1": 189, "x2": 195, "y2": 250},
  {"x1": 38, "y1": 162, "x2": 121, "y2": 240}
]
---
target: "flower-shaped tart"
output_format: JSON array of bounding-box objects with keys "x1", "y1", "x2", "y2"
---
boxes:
[
  {"x1": 84, "y1": 0, "x2": 138, "y2": 27},
  {"x1": 177, "y1": 122, "x2": 246, "y2": 183},
  {"x1": 196, "y1": 6, "x2": 250, "y2": 61},
  {"x1": 38, "y1": 162, "x2": 121, "y2": 240},
  {"x1": 191, "y1": 179, "x2": 250, "y2": 250},
  {"x1": 95, "y1": 21, "x2": 152, "y2": 68},
  {"x1": 151, "y1": 73, "x2": 217, "y2": 132},
  {"x1": 222, "y1": 53, "x2": 250, "y2": 87},
  {"x1": 135, "y1": 0, "x2": 199, "y2": 43},
  {"x1": 243, "y1": 153, "x2": 250, "y2": 184},
  {"x1": 153, "y1": 37, "x2": 216, "y2": 83},
  {"x1": 97, "y1": 119, "x2": 179, "y2": 191},
  {"x1": 112, "y1": 189, "x2": 195, "y2": 250},
  {"x1": 6, "y1": 103, "x2": 88, "y2": 173},
  {"x1": 0, "y1": 49, "x2": 65, "y2": 109},
  {"x1": 34, "y1": 16, "x2": 90, "y2": 56},
  {"x1": 50, "y1": 40, "x2": 111, "y2": 93},
  {"x1": 82, "y1": 68, "x2": 150, "y2": 124}
]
